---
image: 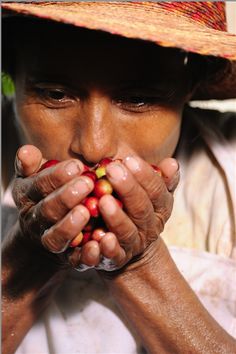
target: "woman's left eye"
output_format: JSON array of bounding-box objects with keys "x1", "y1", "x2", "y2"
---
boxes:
[{"x1": 114, "y1": 96, "x2": 159, "y2": 112}]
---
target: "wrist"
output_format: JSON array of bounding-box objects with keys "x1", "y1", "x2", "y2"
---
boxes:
[
  {"x1": 2, "y1": 221, "x2": 67, "y2": 299},
  {"x1": 100, "y1": 236, "x2": 171, "y2": 281}
]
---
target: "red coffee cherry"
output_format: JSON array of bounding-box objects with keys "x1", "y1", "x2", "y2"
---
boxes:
[
  {"x1": 82, "y1": 170, "x2": 97, "y2": 183},
  {"x1": 70, "y1": 231, "x2": 83, "y2": 248},
  {"x1": 80, "y1": 232, "x2": 92, "y2": 246},
  {"x1": 93, "y1": 178, "x2": 113, "y2": 198},
  {"x1": 82, "y1": 197, "x2": 100, "y2": 218},
  {"x1": 91, "y1": 227, "x2": 107, "y2": 242},
  {"x1": 38, "y1": 159, "x2": 59, "y2": 171}
]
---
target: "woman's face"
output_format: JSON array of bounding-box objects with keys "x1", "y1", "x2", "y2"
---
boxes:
[{"x1": 14, "y1": 24, "x2": 190, "y2": 166}]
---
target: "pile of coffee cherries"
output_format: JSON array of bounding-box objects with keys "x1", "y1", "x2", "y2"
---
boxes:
[{"x1": 39, "y1": 158, "x2": 161, "y2": 248}]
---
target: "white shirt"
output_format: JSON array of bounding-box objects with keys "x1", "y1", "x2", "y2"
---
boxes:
[{"x1": 3, "y1": 107, "x2": 236, "y2": 354}]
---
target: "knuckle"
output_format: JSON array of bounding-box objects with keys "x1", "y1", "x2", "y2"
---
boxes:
[
  {"x1": 48, "y1": 169, "x2": 64, "y2": 190},
  {"x1": 12, "y1": 178, "x2": 29, "y2": 208},
  {"x1": 118, "y1": 229, "x2": 137, "y2": 249},
  {"x1": 42, "y1": 231, "x2": 69, "y2": 253},
  {"x1": 40, "y1": 198, "x2": 60, "y2": 223},
  {"x1": 121, "y1": 181, "x2": 139, "y2": 199},
  {"x1": 36, "y1": 173, "x2": 56, "y2": 198},
  {"x1": 155, "y1": 213, "x2": 165, "y2": 233},
  {"x1": 155, "y1": 205, "x2": 172, "y2": 232},
  {"x1": 149, "y1": 179, "x2": 166, "y2": 201},
  {"x1": 132, "y1": 201, "x2": 152, "y2": 221}
]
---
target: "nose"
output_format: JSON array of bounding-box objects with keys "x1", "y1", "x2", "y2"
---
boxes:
[{"x1": 70, "y1": 91, "x2": 118, "y2": 165}]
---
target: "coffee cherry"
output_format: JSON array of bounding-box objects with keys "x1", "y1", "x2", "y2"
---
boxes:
[
  {"x1": 82, "y1": 170, "x2": 97, "y2": 183},
  {"x1": 92, "y1": 227, "x2": 106, "y2": 242},
  {"x1": 80, "y1": 232, "x2": 92, "y2": 246},
  {"x1": 83, "y1": 164, "x2": 91, "y2": 172},
  {"x1": 99, "y1": 158, "x2": 113, "y2": 167},
  {"x1": 95, "y1": 158, "x2": 113, "y2": 178},
  {"x1": 151, "y1": 164, "x2": 162, "y2": 177},
  {"x1": 38, "y1": 159, "x2": 59, "y2": 171},
  {"x1": 82, "y1": 197, "x2": 100, "y2": 218},
  {"x1": 93, "y1": 178, "x2": 113, "y2": 198},
  {"x1": 39, "y1": 158, "x2": 163, "y2": 243},
  {"x1": 70, "y1": 231, "x2": 83, "y2": 247},
  {"x1": 95, "y1": 166, "x2": 106, "y2": 179}
]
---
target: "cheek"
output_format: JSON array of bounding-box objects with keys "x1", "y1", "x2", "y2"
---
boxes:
[
  {"x1": 15, "y1": 102, "x2": 73, "y2": 159},
  {"x1": 126, "y1": 110, "x2": 182, "y2": 163}
]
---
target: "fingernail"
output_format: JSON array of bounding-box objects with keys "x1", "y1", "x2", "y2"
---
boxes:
[
  {"x1": 168, "y1": 170, "x2": 180, "y2": 192},
  {"x1": 100, "y1": 195, "x2": 117, "y2": 215},
  {"x1": 65, "y1": 161, "x2": 81, "y2": 176},
  {"x1": 106, "y1": 163, "x2": 127, "y2": 181},
  {"x1": 71, "y1": 206, "x2": 88, "y2": 224},
  {"x1": 124, "y1": 156, "x2": 140, "y2": 172},
  {"x1": 104, "y1": 234, "x2": 117, "y2": 252},
  {"x1": 87, "y1": 244, "x2": 99, "y2": 260},
  {"x1": 71, "y1": 178, "x2": 91, "y2": 195},
  {"x1": 170, "y1": 159, "x2": 180, "y2": 173}
]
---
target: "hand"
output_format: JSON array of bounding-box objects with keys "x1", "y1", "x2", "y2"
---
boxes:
[
  {"x1": 12, "y1": 145, "x2": 179, "y2": 271},
  {"x1": 70, "y1": 155, "x2": 180, "y2": 271},
  {"x1": 12, "y1": 145, "x2": 95, "y2": 269}
]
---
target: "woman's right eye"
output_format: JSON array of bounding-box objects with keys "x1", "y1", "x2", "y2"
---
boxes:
[
  {"x1": 42, "y1": 88, "x2": 66, "y2": 101},
  {"x1": 33, "y1": 86, "x2": 76, "y2": 108}
]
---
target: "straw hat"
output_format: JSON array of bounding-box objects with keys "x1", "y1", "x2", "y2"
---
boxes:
[{"x1": 2, "y1": 1, "x2": 236, "y2": 99}]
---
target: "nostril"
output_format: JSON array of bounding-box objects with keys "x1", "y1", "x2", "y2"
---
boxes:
[{"x1": 76, "y1": 154, "x2": 99, "y2": 169}]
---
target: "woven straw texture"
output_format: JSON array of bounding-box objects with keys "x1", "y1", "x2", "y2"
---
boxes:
[{"x1": 2, "y1": 1, "x2": 236, "y2": 99}]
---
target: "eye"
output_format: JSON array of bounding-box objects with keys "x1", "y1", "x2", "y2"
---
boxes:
[
  {"x1": 114, "y1": 96, "x2": 159, "y2": 112},
  {"x1": 113, "y1": 86, "x2": 178, "y2": 113},
  {"x1": 36, "y1": 87, "x2": 69, "y2": 101},
  {"x1": 32, "y1": 85, "x2": 77, "y2": 108},
  {"x1": 45, "y1": 89, "x2": 66, "y2": 101}
]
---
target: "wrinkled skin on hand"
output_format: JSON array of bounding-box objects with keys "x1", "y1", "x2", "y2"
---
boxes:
[{"x1": 12, "y1": 145, "x2": 179, "y2": 271}]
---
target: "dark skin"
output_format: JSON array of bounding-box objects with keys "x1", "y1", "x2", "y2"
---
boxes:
[{"x1": 2, "y1": 24, "x2": 236, "y2": 354}]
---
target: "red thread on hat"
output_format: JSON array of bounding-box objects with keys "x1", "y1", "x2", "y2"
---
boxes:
[{"x1": 157, "y1": 2, "x2": 226, "y2": 32}]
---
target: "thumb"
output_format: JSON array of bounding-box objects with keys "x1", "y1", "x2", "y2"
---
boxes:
[
  {"x1": 15, "y1": 145, "x2": 45, "y2": 177},
  {"x1": 158, "y1": 158, "x2": 180, "y2": 193}
]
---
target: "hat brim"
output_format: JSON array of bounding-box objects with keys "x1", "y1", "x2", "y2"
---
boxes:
[{"x1": 2, "y1": 1, "x2": 236, "y2": 99}]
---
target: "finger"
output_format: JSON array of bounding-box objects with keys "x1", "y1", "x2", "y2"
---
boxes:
[
  {"x1": 99, "y1": 194, "x2": 140, "y2": 254},
  {"x1": 15, "y1": 145, "x2": 44, "y2": 177},
  {"x1": 123, "y1": 156, "x2": 173, "y2": 219},
  {"x1": 100, "y1": 232, "x2": 127, "y2": 267},
  {"x1": 33, "y1": 175, "x2": 94, "y2": 224},
  {"x1": 13, "y1": 159, "x2": 84, "y2": 208},
  {"x1": 79, "y1": 240, "x2": 101, "y2": 266},
  {"x1": 158, "y1": 158, "x2": 180, "y2": 193},
  {"x1": 41, "y1": 204, "x2": 90, "y2": 253},
  {"x1": 105, "y1": 161, "x2": 155, "y2": 230}
]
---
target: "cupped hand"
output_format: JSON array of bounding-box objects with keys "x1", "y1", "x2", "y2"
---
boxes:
[
  {"x1": 12, "y1": 145, "x2": 179, "y2": 271},
  {"x1": 72, "y1": 155, "x2": 180, "y2": 271},
  {"x1": 12, "y1": 145, "x2": 95, "y2": 268}
]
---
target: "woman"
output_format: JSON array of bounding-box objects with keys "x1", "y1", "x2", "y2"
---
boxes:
[{"x1": 2, "y1": 2, "x2": 236, "y2": 354}]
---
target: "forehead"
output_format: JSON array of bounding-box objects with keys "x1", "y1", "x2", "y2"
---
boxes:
[{"x1": 16, "y1": 21, "x2": 186, "y2": 85}]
